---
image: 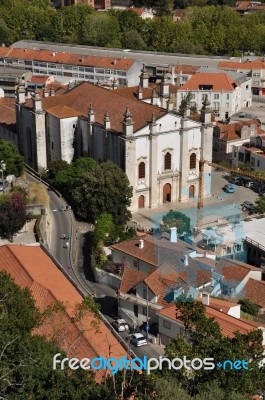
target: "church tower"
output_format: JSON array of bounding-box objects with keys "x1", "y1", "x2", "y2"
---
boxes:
[
  {"x1": 32, "y1": 89, "x2": 47, "y2": 170},
  {"x1": 149, "y1": 114, "x2": 158, "y2": 208},
  {"x1": 123, "y1": 106, "x2": 137, "y2": 211}
]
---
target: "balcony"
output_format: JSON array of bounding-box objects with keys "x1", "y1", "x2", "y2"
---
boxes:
[{"x1": 119, "y1": 292, "x2": 162, "y2": 310}]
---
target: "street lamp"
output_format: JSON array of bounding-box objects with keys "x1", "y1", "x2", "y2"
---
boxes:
[{"x1": 0, "y1": 160, "x2": 6, "y2": 191}]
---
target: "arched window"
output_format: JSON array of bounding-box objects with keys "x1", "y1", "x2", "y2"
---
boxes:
[
  {"x1": 138, "y1": 162, "x2": 145, "y2": 179},
  {"x1": 190, "y1": 153, "x2": 196, "y2": 169},
  {"x1": 164, "y1": 152, "x2": 171, "y2": 170}
]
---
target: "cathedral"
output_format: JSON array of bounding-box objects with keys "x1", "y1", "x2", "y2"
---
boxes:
[{"x1": 15, "y1": 68, "x2": 213, "y2": 212}]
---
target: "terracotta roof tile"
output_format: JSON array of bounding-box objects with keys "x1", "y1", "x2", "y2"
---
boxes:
[
  {"x1": 173, "y1": 65, "x2": 199, "y2": 75},
  {"x1": 0, "y1": 245, "x2": 128, "y2": 381},
  {"x1": 120, "y1": 266, "x2": 149, "y2": 293},
  {"x1": 6, "y1": 46, "x2": 135, "y2": 71},
  {"x1": 197, "y1": 296, "x2": 238, "y2": 313},
  {"x1": 48, "y1": 104, "x2": 83, "y2": 119},
  {"x1": 218, "y1": 59, "x2": 265, "y2": 70},
  {"x1": 180, "y1": 72, "x2": 238, "y2": 91},
  {"x1": 34, "y1": 82, "x2": 166, "y2": 131},
  {"x1": 244, "y1": 278, "x2": 265, "y2": 308},
  {"x1": 158, "y1": 302, "x2": 256, "y2": 338},
  {"x1": 215, "y1": 259, "x2": 260, "y2": 287},
  {"x1": 0, "y1": 100, "x2": 16, "y2": 126}
]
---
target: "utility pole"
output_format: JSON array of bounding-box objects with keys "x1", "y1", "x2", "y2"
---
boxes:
[{"x1": 146, "y1": 283, "x2": 149, "y2": 342}]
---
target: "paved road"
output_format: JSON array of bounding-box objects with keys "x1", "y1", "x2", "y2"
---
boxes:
[
  {"x1": 27, "y1": 173, "x2": 74, "y2": 278},
  {"x1": 13, "y1": 40, "x2": 228, "y2": 68}
]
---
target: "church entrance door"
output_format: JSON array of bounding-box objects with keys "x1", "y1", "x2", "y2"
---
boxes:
[
  {"x1": 138, "y1": 195, "x2": 145, "y2": 209},
  {"x1": 189, "y1": 185, "x2": 195, "y2": 198},
  {"x1": 163, "y1": 183, "x2": 171, "y2": 203}
]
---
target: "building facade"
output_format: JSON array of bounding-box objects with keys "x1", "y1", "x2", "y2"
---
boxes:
[
  {"x1": 176, "y1": 72, "x2": 252, "y2": 120},
  {"x1": 0, "y1": 47, "x2": 140, "y2": 87},
  {"x1": 60, "y1": 0, "x2": 111, "y2": 9},
  {"x1": 15, "y1": 75, "x2": 213, "y2": 212}
]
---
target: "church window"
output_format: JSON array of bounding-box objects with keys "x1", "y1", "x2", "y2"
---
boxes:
[
  {"x1": 190, "y1": 153, "x2": 196, "y2": 169},
  {"x1": 138, "y1": 162, "x2": 145, "y2": 179},
  {"x1": 164, "y1": 152, "x2": 171, "y2": 170}
]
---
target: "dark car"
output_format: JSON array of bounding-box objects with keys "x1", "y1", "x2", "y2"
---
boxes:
[{"x1": 242, "y1": 200, "x2": 255, "y2": 212}]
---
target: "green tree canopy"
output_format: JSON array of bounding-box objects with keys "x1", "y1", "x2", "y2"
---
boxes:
[
  {"x1": 162, "y1": 210, "x2": 191, "y2": 235},
  {"x1": 0, "y1": 140, "x2": 24, "y2": 177},
  {"x1": 164, "y1": 299, "x2": 265, "y2": 396}
]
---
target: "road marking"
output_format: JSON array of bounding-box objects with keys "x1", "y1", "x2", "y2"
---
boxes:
[{"x1": 52, "y1": 209, "x2": 58, "y2": 212}]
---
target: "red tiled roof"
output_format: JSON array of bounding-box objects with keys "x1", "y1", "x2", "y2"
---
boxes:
[
  {"x1": 158, "y1": 302, "x2": 256, "y2": 338},
  {"x1": 31, "y1": 82, "x2": 166, "y2": 130},
  {"x1": 180, "y1": 72, "x2": 238, "y2": 92},
  {"x1": 197, "y1": 296, "x2": 238, "y2": 313},
  {"x1": 216, "y1": 259, "x2": 260, "y2": 286},
  {"x1": 0, "y1": 100, "x2": 16, "y2": 126},
  {"x1": 48, "y1": 104, "x2": 83, "y2": 119},
  {"x1": 215, "y1": 119, "x2": 261, "y2": 142},
  {"x1": 244, "y1": 278, "x2": 265, "y2": 308},
  {"x1": 5, "y1": 47, "x2": 135, "y2": 71},
  {"x1": 0, "y1": 245, "x2": 128, "y2": 381},
  {"x1": 120, "y1": 266, "x2": 149, "y2": 293},
  {"x1": 218, "y1": 59, "x2": 265, "y2": 70},
  {"x1": 30, "y1": 76, "x2": 50, "y2": 84},
  {"x1": 173, "y1": 65, "x2": 199, "y2": 75}
]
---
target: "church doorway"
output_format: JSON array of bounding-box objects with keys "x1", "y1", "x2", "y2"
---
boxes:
[
  {"x1": 163, "y1": 183, "x2": 171, "y2": 203},
  {"x1": 138, "y1": 195, "x2": 145, "y2": 209},
  {"x1": 189, "y1": 185, "x2": 195, "y2": 198}
]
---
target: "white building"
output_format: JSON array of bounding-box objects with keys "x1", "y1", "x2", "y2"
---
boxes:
[
  {"x1": 0, "y1": 46, "x2": 141, "y2": 88},
  {"x1": 176, "y1": 71, "x2": 252, "y2": 120},
  {"x1": 15, "y1": 75, "x2": 214, "y2": 212}
]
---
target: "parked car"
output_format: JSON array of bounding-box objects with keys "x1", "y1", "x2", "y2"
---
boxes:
[
  {"x1": 230, "y1": 176, "x2": 242, "y2": 184},
  {"x1": 242, "y1": 200, "x2": 255, "y2": 211},
  {"x1": 244, "y1": 181, "x2": 256, "y2": 188},
  {"x1": 130, "y1": 333, "x2": 147, "y2": 347},
  {"x1": 112, "y1": 319, "x2": 129, "y2": 332},
  {"x1": 224, "y1": 184, "x2": 236, "y2": 193}
]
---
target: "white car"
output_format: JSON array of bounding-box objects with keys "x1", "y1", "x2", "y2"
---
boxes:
[
  {"x1": 130, "y1": 333, "x2": 147, "y2": 347},
  {"x1": 112, "y1": 319, "x2": 129, "y2": 332}
]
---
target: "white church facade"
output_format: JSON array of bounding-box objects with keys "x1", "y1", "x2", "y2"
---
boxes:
[{"x1": 15, "y1": 74, "x2": 213, "y2": 212}]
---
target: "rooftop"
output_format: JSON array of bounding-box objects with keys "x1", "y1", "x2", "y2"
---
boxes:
[
  {"x1": 0, "y1": 47, "x2": 136, "y2": 71},
  {"x1": 179, "y1": 72, "x2": 238, "y2": 92},
  {"x1": 0, "y1": 245, "x2": 128, "y2": 381},
  {"x1": 218, "y1": 59, "x2": 265, "y2": 71}
]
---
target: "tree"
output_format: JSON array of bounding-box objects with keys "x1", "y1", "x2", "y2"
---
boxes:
[
  {"x1": 162, "y1": 210, "x2": 191, "y2": 235},
  {"x1": 72, "y1": 161, "x2": 132, "y2": 225},
  {"x1": 122, "y1": 29, "x2": 147, "y2": 50},
  {"x1": 82, "y1": 13, "x2": 121, "y2": 47},
  {"x1": 238, "y1": 298, "x2": 261, "y2": 316},
  {"x1": 164, "y1": 299, "x2": 265, "y2": 396},
  {"x1": 0, "y1": 271, "x2": 108, "y2": 399},
  {"x1": 0, "y1": 191, "x2": 30, "y2": 241},
  {"x1": 93, "y1": 213, "x2": 116, "y2": 246},
  {"x1": 255, "y1": 195, "x2": 265, "y2": 214},
  {"x1": 0, "y1": 140, "x2": 24, "y2": 177}
]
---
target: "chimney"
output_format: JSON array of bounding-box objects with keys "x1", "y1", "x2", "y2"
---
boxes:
[
  {"x1": 139, "y1": 239, "x2": 144, "y2": 249},
  {"x1": 43, "y1": 88, "x2": 49, "y2": 97},
  {"x1": 2, "y1": 43, "x2": 5, "y2": 47},
  {"x1": 184, "y1": 255, "x2": 189, "y2": 266},
  {"x1": 202, "y1": 293, "x2": 210, "y2": 306},
  {"x1": 137, "y1": 85, "x2": 143, "y2": 100},
  {"x1": 50, "y1": 87, "x2": 55, "y2": 96},
  {"x1": 170, "y1": 227, "x2": 177, "y2": 243},
  {"x1": 52, "y1": 51, "x2": 57, "y2": 57}
]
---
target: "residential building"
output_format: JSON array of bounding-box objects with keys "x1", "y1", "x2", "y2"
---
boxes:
[
  {"x1": 60, "y1": 0, "x2": 111, "y2": 9},
  {"x1": 176, "y1": 71, "x2": 252, "y2": 120},
  {"x1": 111, "y1": 232, "x2": 265, "y2": 330},
  {"x1": 15, "y1": 73, "x2": 214, "y2": 212},
  {"x1": 0, "y1": 244, "x2": 128, "y2": 381},
  {"x1": 157, "y1": 298, "x2": 265, "y2": 345},
  {"x1": 234, "y1": 1, "x2": 265, "y2": 15},
  {"x1": 169, "y1": 64, "x2": 199, "y2": 86},
  {"x1": 0, "y1": 46, "x2": 141, "y2": 87},
  {"x1": 213, "y1": 118, "x2": 263, "y2": 162},
  {"x1": 112, "y1": 231, "x2": 216, "y2": 328},
  {"x1": 218, "y1": 58, "x2": 265, "y2": 97},
  {"x1": 124, "y1": 7, "x2": 155, "y2": 19},
  {"x1": 0, "y1": 98, "x2": 17, "y2": 146},
  {"x1": 0, "y1": 67, "x2": 32, "y2": 97}
]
